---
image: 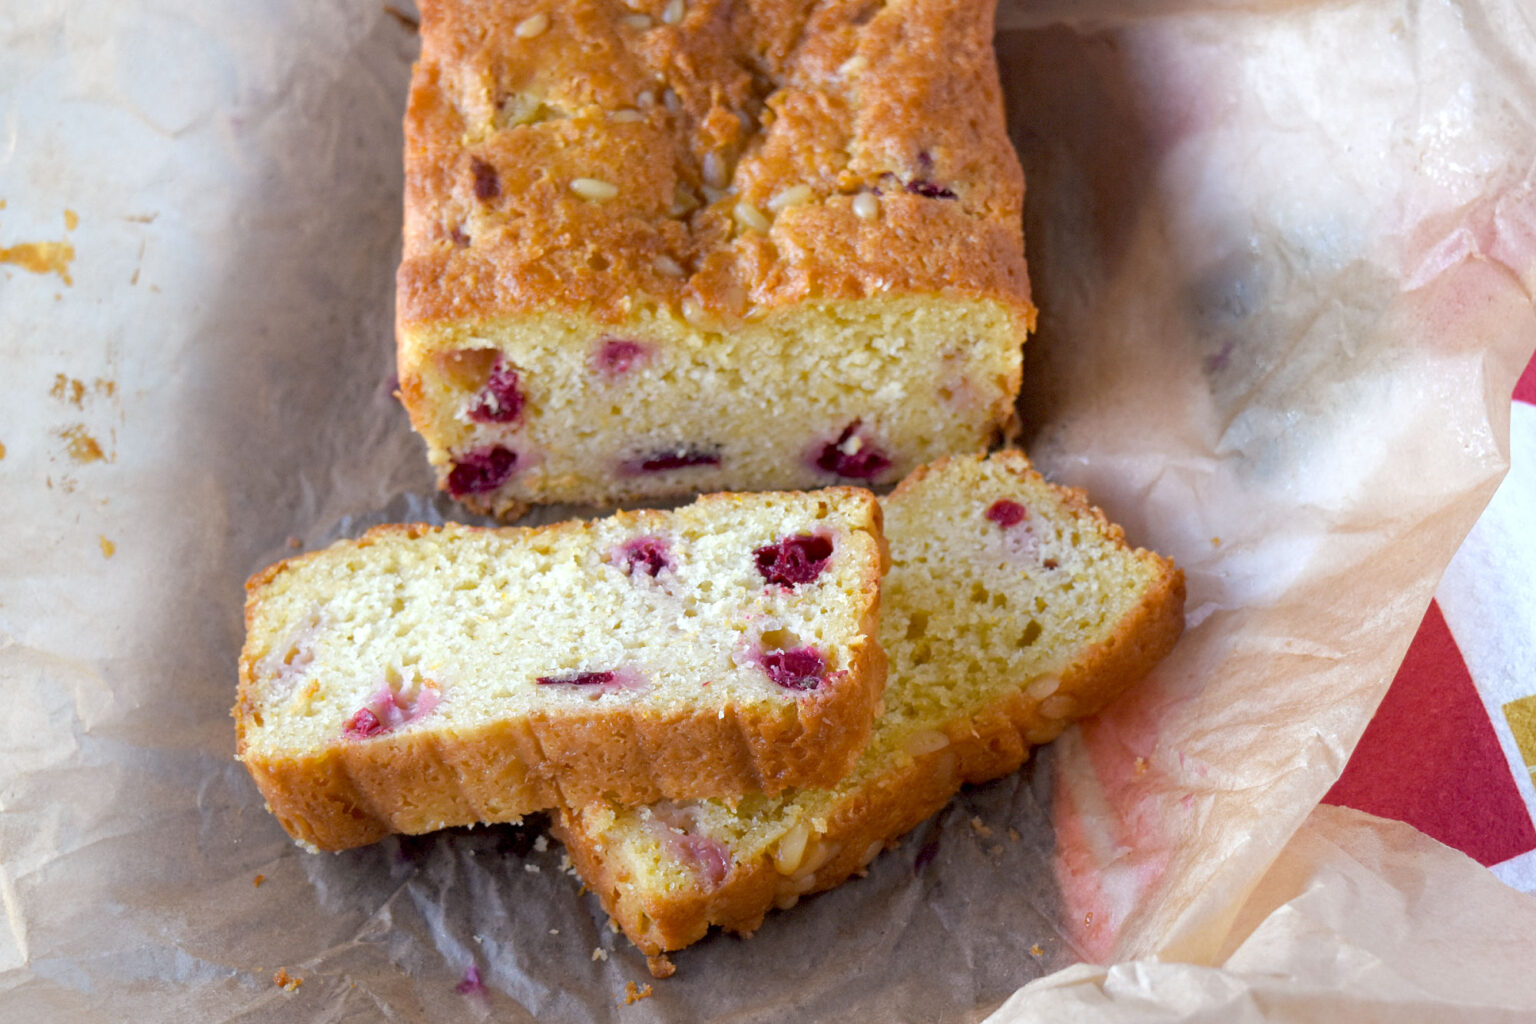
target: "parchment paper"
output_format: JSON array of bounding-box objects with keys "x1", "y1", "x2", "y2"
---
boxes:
[{"x1": 2, "y1": 0, "x2": 1534, "y2": 1020}]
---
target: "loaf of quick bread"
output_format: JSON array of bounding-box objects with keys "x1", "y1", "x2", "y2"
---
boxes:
[
  {"x1": 554, "y1": 452, "x2": 1185, "y2": 959},
  {"x1": 235, "y1": 488, "x2": 887, "y2": 852},
  {"x1": 397, "y1": 0, "x2": 1035, "y2": 517}
]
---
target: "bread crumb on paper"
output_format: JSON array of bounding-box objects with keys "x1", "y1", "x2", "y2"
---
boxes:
[
  {"x1": 1007, "y1": 827, "x2": 1021, "y2": 843},
  {"x1": 622, "y1": 981, "x2": 654, "y2": 1004},
  {"x1": 1134, "y1": 756, "x2": 1150, "y2": 775},
  {"x1": 1, "y1": 237, "x2": 75, "y2": 284},
  {"x1": 58, "y1": 425, "x2": 106, "y2": 464},
  {"x1": 970, "y1": 816, "x2": 993, "y2": 838},
  {"x1": 272, "y1": 968, "x2": 303, "y2": 992},
  {"x1": 646, "y1": 953, "x2": 676, "y2": 979},
  {"x1": 592, "y1": 947, "x2": 609, "y2": 962},
  {"x1": 1029, "y1": 943, "x2": 1043, "y2": 957},
  {"x1": 252, "y1": 873, "x2": 265, "y2": 887},
  {"x1": 99, "y1": 536, "x2": 115, "y2": 558},
  {"x1": 286, "y1": 536, "x2": 303, "y2": 550}
]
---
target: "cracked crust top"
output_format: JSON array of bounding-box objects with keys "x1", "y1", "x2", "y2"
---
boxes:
[{"x1": 398, "y1": 0, "x2": 1032, "y2": 327}]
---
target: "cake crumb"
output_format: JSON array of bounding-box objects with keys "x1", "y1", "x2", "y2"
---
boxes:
[
  {"x1": 1007, "y1": 827, "x2": 1021, "y2": 843},
  {"x1": 99, "y1": 535, "x2": 115, "y2": 558},
  {"x1": 592, "y1": 947, "x2": 609, "y2": 962},
  {"x1": 1029, "y1": 943, "x2": 1043, "y2": 957},
  {"x1": 608, "y1": 920, "x2": 620, "y2": 934},
  {"x1": 64, "y1": 209, "x2": 79, "y2": 231},
  {"x1": 524, "y1": 863, "x2": 541, "y2": 874},
  {"x1": 988, "y1": 844, "x2": 1004, "y2": 856},
  {"x1": 253, "y1": 873, "x2": 265, "y2": 887},
  {"x1": 0, "y1": 441, "x2": 6, "y2": 459},
  {"x1": 1084, "y1": 912, "x2": 1094, "y2": 926},
  {"x1": 1134, "y1": 756, "x2": 1149, "y2": 775},
  {"x1": 286, "y1": 536, "x2": 303, "y2": 549},
  {"x1": 273, "y1": 968, "x2": 303, "y2": 992},
  {"x1": 51, "y1": 374, "x2": 87, "y2": 406},
  {"x1": 646, "y1": 953, "x2": 676, "y2": 979},
  {"x1": 549, "y1": 929, "x2": 559, "y2": 935},
  {"x1": 534, "y1": 834, "x2": 549, "y2": 853},
  {"x1": 1211, "y1": 536, "x2": 1221, "y2": 547},
  {"x1": 622, "y1": 981, "x2": 654, "y2": 1004},
  {"x1": 58, "y1": 425, "x2": 105, "y2": 463},
  {"x1": 969, "y1": 816, "x2": 993, "y2": 838}
]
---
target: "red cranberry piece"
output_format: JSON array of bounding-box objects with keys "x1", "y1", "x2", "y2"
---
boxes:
[
  {"x1": 471, "y1": 157, "x2": 499, "y2": 201},
  {"x1": 536, "y1": 670, "x2": 617, "y2": 686},
  {"x1": 985, "y1": 500, "x2": 1029, "y2": 529},
  {"x1": 626, "y1": 445, "x2": 722, "y2": 473},
  {"x1": 456, "y1": 964, "x2": 485, "y2": 996},
  {"x1": 447, "y1": 445, "x2": 518, "y2": 496},
  {"x1": 343, "y1": 708, "x2": 385, "y2": 739},
  {"x1": 906, "y1": 180, "x2": 957, "y2": 200},
  {"x1": 760, "y1": 646, "x2": 826, "y2": 691},
  {"x1": 815, "y1": 421, "x2": 891, "y2": 479},
  {"x1": 755, "y1": 534, "x2": 833, "y2": 587},
  {"x1": 466, "y1": 356, "x2": 524, "y2": 424},
  {"x1": 593, "y1": 338, "x2": 651, "y2": 375},
  {"x1": 674, "y1": 833, "x2": 731, "y2": 887},
  {"x1": 615, "y1": 536, "x2": 672, "y2": 577}
]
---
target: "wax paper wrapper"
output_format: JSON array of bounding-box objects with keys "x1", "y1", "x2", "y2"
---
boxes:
[{"x1": 2, "y1": 0, "x2": 1535, "y2": 1020}]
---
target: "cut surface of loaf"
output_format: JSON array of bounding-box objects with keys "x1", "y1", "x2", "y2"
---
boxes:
[
  {"x1": 236, "y1": 489, "x2": 887, "y2": 852},
  {"x1": 554, "y1": 452, "x2": 1185, "y2": 957},
  {"x1": 397, "y1": 0, "x2": 1035, "y2": 517}
]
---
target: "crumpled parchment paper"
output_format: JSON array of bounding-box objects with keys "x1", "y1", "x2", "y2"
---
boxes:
[{"x1": 1, "y1": 0, "x2": 1534, "y2": 1020}]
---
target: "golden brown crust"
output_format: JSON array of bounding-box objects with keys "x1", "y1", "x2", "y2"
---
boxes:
[
  {"x1": 234, "y1": 489, "x2": 888, "y2": 852},
  {"x1": 397, "y1": 0, "x2": 1032, "y2": 328},
  {"x1": 555, "y1": 461, "x2": 1186, "y2": 955}
]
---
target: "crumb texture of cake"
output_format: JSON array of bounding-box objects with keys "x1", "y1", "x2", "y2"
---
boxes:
[
  {"x1": 234, "y1": 488, "x2": 887, "y2": 852},
  {"x1": 553, "y1": 452, "x2": 1185, "y2": 956},
  {"x1": 397, "y1": 0, "x2": 1035, "y2": 516}
]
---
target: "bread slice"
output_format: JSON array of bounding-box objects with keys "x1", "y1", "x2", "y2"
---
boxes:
[
  {"x1": 235, "y1": 488, "x2": 887, "y2": 852},
  {"x1": 554, "y1": 452, "x2": 1185, "y2": 956},
  {"x1": 397, "y1": 0, "x2": 1034, "y2": 517}
]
